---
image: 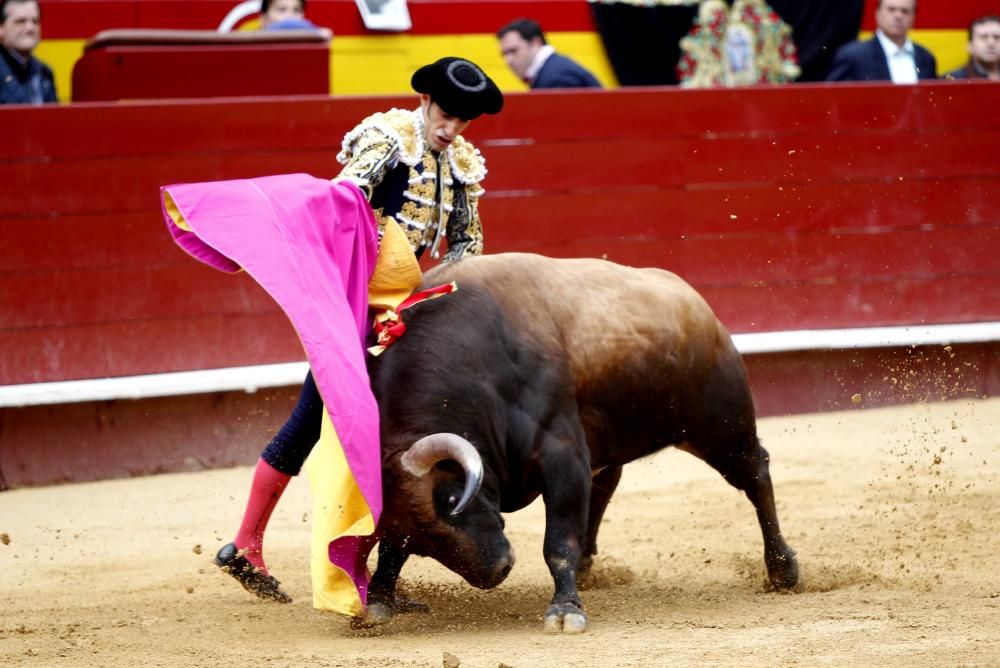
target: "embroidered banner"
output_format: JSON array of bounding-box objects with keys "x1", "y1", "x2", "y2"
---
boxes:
[
  {"x1": 678, "y1": 0, "x2": 799, "y2": 87},
  {"x1": 590, "y1": 0, "x2": 863, "y2": 85}
]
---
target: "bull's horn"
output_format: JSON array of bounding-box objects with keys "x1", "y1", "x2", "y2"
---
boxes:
[{"x1": 400, "y1": 433, "x2": 483, "y2": 515}]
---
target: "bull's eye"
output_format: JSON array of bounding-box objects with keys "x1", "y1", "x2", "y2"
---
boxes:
[{"x1": 433, "y1": 486, "x2": 465, "y2": 518}]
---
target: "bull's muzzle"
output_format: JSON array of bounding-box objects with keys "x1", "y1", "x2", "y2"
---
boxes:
[{"x1": 468, "y1": 548, "x2": 516, "y2": 589}]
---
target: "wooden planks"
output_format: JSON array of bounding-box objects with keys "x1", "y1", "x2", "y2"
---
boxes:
[
  {"x1": 481, "y1": 179, "x2": 1000, "y2": 237},
  {"x1": 0, "y1": 313, "x2": 303, "y2": 384},
  {"x1": 2, "y1": 82, "x2": 999, "y2": 384}
]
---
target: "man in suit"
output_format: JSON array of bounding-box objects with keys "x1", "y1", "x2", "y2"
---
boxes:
[
  {"x1": 825, "y1": 0, "x2": 936, "y2": 83},
  {"x1": 497, "y1": 18, "x2": 602, "y2": 89},
  {"x1": 0, "y1": 0, "x2": 57, "y2": 104},
  {"x1": 945, "y1": 15, "x2": 1000, "y2": 80}
]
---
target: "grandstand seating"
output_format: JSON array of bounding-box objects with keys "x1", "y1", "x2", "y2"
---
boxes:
[{"x1": 71, "y1": 29, "x2": 330, "y2": 101}]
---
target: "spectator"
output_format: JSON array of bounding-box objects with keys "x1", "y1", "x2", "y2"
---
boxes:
[
  {"x1": 188, "y1": 57, "x2": 503, "y2": 605},
  {"x1": 825, "y1": 0, "x2": 936, "y2": 83},
  {"x1": 497, "y1": 18, "x2": 602, "y2": 89},
  {"x1": 260, "y1": 0, "x2": 305, "y2": 29},
  {"x1": 945, "y1": 15, "x2": 1000, "y2": 80},
  {"x1": 259, "y1": 0, "x2": 332, "y2": 40},
  {"x1": 0, "y1": 0, "x2": 56, "y2": 104}
]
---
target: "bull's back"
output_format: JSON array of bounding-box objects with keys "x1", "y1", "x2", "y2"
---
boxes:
[
  {"x1": 425, "y1": 254, "x2": 746, "y2": 463},
  {"x1": 425, "y1": 253, "x2": 725, "y2": 370}
]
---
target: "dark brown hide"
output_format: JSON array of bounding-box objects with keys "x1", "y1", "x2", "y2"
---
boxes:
[{"x1": 367, "y1": 253, "x2": 797, "y2": 632}]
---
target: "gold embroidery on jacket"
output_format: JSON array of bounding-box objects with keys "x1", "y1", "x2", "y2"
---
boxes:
[{"x1": 336, "y1": 107, "x2": 488, "y2": 260}]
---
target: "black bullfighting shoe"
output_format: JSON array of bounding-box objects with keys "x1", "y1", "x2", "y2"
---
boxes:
[{"x1": 213, "y1": 542, "x2": 292, "y2": 604}]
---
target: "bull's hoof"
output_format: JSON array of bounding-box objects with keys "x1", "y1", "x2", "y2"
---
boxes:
[
  {"x1": 543, "y1": 602, "x2": 588, "y2": 634},
  {"x1": 765, "y1": 547, "x2": 800, "y2": 591},
  {"x1": 351, "y1": 594, "x2": 429, "y2": 629},
  {"x1": 352, "y1": 602, "x2": 395, "y2": 629}
]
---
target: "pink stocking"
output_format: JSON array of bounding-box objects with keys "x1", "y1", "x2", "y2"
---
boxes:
[{"x1": 232, "y1": 458, "x2": 291, "y2": 574}]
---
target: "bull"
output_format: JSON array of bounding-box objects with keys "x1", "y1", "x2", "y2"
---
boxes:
[{"x1": 364, "y1": 253, "x2": 799, "y2": 633}]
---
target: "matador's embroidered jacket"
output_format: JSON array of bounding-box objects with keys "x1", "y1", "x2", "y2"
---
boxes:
[{"x1": 335, "y1": 107, "x2": 487, "y2": 262}]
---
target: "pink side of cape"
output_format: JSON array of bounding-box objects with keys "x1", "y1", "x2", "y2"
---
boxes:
[{"x1": 160, "y1": 174, "x2": 381, "y2": 602}]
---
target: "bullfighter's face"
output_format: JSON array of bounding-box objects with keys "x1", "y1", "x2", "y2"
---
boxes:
[{"x1": 419, "y1": 95, "x2": 472, "y2": 153}]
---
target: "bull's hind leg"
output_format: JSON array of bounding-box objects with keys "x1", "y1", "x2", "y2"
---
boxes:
[
  {"x1": 579, "y1": 465, "x2": 623, "y2": 578},
  {"x1": 739, "y1": 441, "x2": 798, "y2": 589},
  {"x1": 688, "y1": 435, "x2": 799, "y2": 590},
  {"x1": 539, "y1": 427, "x2": 593, "y2": 633}
]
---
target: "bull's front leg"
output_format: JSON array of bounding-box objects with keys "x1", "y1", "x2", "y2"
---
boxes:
[
  {"x1": 540, "y1": 440, "x2": 592, "y2": 634},
  {"x1": 356, "y1": 537, "x2": 420, "y2": 627}
]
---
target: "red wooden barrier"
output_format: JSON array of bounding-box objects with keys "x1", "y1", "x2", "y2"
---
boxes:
[
  {"x1": 71, "y1": 30, "x2": 330, "y2": 102},
  {"x1": 2, "y1": 82, "x2": 1000, "y2": 488},
  {"x1": 34, "y1": 0, "x2": 1000, "y2": 40},
  {"x1": 3, "y1": 82, "x2": 999, "y2": 386},
  {"x1": 40, "y1": 0, "x2": 600, "y2": 39}
]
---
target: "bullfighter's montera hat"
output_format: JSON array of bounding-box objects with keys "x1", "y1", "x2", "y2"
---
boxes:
[{"x1": 411, "y1": 57, "x2": 504, "y2": 121}]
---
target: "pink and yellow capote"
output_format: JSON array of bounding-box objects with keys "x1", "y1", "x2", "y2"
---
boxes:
[{"x1": 161, "y1": 173, "x2": 422, "y2": 615}]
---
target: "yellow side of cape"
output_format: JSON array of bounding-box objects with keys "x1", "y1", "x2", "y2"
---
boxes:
[
  {"x1": 306, "y1": 409, "x2": 376, "y2": 616},
  {"x1": 306, "y1": 218, "x2": 422, "y2": 615}
]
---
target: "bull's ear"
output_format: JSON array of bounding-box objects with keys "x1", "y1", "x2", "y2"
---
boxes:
[
  {"x1": 400, "y1": 433, "x2": 483, "y2": 514},
  {"x1": 434, "y1": 460, "x2": 462, "y2": 475}
]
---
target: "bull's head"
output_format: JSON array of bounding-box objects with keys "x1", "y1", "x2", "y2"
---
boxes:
[{"x1": 381, "y1": 433, "x2": 515, "y2": 589}]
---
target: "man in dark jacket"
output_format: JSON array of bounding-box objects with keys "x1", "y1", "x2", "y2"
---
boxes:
[
  {"x1": 0, "y1": 0, "x2": 57, "y2": 104},
  {"x1": 945, "y1": 15, "x2": 1000, "y2": 80},
  {"x1": 497, "y1": 18, "x2": 602, "y2": 89},
  {"x1": 826, "y1": 0, "x2": 936, "y2": 83}
]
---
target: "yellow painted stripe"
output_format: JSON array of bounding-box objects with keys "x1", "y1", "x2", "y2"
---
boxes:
[
  {"x1": 32, "y1": 29, "x2": 970, "y2": 102},
  {"x1": 33, "y1": 32, "x2": 617, "y2": 101},
  {"x1": 34, "y1": 38, "x2": 85, "y2": 102},
  {"x1": 910, "y1": 30, "x2": 968, "y2": 74},
  {"x1": 329, "y1": 32, "x2": 619, "y2": 95}
]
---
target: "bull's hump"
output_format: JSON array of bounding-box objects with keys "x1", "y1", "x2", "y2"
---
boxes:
[
  {"x1": 426, "y1": 252, "x2": 720, "y2": 356},
  {"x1": 434, "y1": 253, "x2": 709, "y2": 315}
]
